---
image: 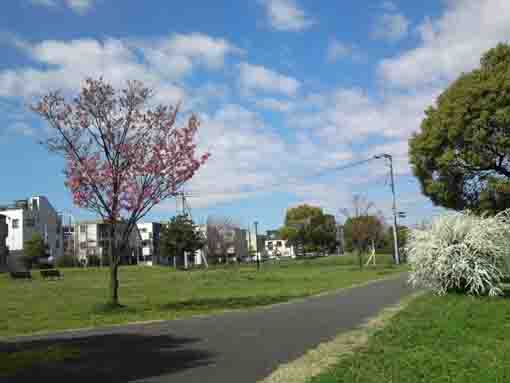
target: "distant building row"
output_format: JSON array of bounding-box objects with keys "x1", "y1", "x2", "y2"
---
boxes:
[{"x1": 0, "y1": 195, "x2": 298, "y2": 269}]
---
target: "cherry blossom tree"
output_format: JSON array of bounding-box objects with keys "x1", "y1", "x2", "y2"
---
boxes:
[{"x1": 32, "y1": 78, "x2": 210, "y2": 305}]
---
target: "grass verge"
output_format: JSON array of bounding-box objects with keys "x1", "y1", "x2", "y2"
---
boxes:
[
  {"x1": 308, "y1": 292, "x2": 510, "y2": 383},
  {"x1": 259, "y1": 292, "x2": 424, "y2": 383}
]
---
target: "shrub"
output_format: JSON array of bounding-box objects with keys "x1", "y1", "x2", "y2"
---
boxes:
[
  {"x1": 56, "y1": 254, "x2": 78, "y2": 268},
  {"x1": 87, "y1": 254, "x2": 101, "y2": 267},
  {"x1": 407, "y1": 210, "x2": 510, "y2": 296}
]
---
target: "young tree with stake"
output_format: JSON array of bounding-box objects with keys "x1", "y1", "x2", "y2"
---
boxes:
[{"x1": 32, "y1": 78, "x2": 210, "y2": 306}]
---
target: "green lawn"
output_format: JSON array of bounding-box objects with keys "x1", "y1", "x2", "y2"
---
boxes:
[
  {"x1": 0, "y1": 254, "x2": 402, "y2": 338},
  {"x1": 309, "y1": 292, "x2": 510, "y2": 383}
]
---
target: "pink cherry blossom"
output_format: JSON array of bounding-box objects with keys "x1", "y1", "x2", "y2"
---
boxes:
[{"x1": 32, "y1": 77, "x2": 209, "y2": 271}]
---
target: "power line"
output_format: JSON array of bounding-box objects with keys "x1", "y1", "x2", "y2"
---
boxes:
[{"x1": 181, "y1": 155, "x2": 386, "y2": 199}]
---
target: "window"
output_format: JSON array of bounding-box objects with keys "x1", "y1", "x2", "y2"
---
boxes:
[
  {"x1": 80, "y1": 225, "x2": 87, "y2": 234},
  {"x1": 267, "y1": 242, "x2": 274, "y2": 250},
  {"x1": 12, "y1": 219, "x2": 19, "y2": 229},
  {"x1": 142, "y1": 240, "x2": 151, "y2": 247},
  {"x1": 276, "y1": 241, "x2": 282, "y2": 248},
  {"x1": 80, "y1": 242, "x2": 87, "y2": 249}
]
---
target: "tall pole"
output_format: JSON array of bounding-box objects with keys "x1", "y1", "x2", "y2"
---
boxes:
[
  {"x1": 254, "y1": 221, "x2": 260, "y2": 270},
  {"x1": 386, "y1": 154, "x2": 400, "y2": 265}
]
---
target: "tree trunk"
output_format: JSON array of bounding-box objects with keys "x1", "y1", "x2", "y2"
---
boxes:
[
  {"x1": 108, "y1": 223, "x2": 120, "y2": 306},
  {"x1": 110, "y1": 260, "x2": 119, "y2": 306},
  {"x1": 358, "y1": 248, "x2": 363, "y2": 270}
]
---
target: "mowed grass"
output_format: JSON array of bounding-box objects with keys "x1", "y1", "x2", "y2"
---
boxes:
[
  {"x1": 309, "y1": 292, "x2": 510, "y2": 383},
  {"x1": 0, "y1": 254, "x2": 402, "y2": 337}
]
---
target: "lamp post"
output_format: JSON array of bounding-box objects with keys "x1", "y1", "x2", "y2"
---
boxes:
[{"x1": 254, "y1": 221, "x2": 260, "y2": 270}]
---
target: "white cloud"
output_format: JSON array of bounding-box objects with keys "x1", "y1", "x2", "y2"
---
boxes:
[
  {"x1": 0, "y1": 38, "x2": 154, "y2": 98},
  {"x1": 259, "y1": 0, "x2": 315, "y2": 31},
  {"x1": 381, "y1": 1, "x2": 397, "y2": 12},
  {"x1": 379, "y1": 0, "x2": 510, "y2": 88},
  {"x1": 290, "y1": 86, "x2": 441, "y2": 142},
  {"x1": 255, "y1": 97, "x2": 294, "y2": 112},
  {"x1": 0, "y1": 34, "x2": 241, "y2": 101},
  {"x1": 29, "y1": 0, "x2": 57, "y2": 7},
  {"x1": 327, "y1": 40, "x2": 360, "y2": 62},
  {"x1": 29, "y1": 0, "x2": 97, "y2": 14},
  {"x1": 239, "y1": 62, "x2": 301, "y2": 96},
  {"x1": 372, "y1": 10, "x2": 410, "y2": 42},
  {"x1": 65, "y1": 0, "x2": 95, "y2": 14},
  {"x1": 140, "y1": 33, "x2": 243, "y2": 79}
]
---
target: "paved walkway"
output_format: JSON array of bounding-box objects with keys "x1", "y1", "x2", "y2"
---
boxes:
[{"x1": 2, "y1": 273, "x2": 414, "y2": 383}]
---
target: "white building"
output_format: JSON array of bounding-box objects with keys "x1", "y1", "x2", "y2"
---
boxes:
[
  {"x1": 0, "y1": 196, "x2": 63, "y2": 261},
  {"x1": 137, "y1": 222, "x2": 162, "y2": 265},
  {"x1": 265, "y1": 238, "x2": 296, "y2": 259},
  {"x1": 73, "y1": 221, "x2": 142, "y2": 266}
]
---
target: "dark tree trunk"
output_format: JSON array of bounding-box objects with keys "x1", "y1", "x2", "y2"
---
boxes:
[
  {"x1": 108, "y1": 223, "x2": 120, "y2": 306},
  {"x1": 358, "y1": 248, "x2": 363, "y2": 270},
  {"x1": 110, "y1": 260, "x2": 119, "y2": 306}
]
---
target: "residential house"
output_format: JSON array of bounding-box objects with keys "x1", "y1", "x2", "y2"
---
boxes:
[
  {"x1": 0, "y1": 196, "x2": 63, "y2": 267},
  {"x1": 265, "y1": 236, "x2": 296, "y2": 259},
  {"x1": 73, "y1": 221, "x2": 142, "y2": 266}
]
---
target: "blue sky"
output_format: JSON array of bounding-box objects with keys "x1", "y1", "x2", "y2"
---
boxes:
[{"x1": 0, "y1": 0, "x2": 508, "y2": 232}]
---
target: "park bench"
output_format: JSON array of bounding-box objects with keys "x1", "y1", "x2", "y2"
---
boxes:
[
  {"x1": 40, "y1": 269, "x2": 63, "y2": 280},
  {"x1": 10, "y1": 271, "x2": 32, "y2": 280}
]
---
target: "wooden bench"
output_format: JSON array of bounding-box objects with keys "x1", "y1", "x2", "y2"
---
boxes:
[
  {"x1": 10, "y1": 271, "x2": 32, "y2": 280},
  {"x1": 40, "y1": 269, "x2": 63, "y2": 279}
]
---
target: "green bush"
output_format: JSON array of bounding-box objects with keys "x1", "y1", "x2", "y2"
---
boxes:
[
  {"x1": 87, "y1": 254, "x2": 110, "y2": 267},
  {"x1": 56, "y1": 254, "x2": 78, "y2": 268}
]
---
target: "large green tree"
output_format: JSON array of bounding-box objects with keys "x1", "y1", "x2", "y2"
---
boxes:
[
  {"x1": 284, "y1": 204, "x2": 323, "y2": 225},
  {"x1": 410, "y1": 43, "x2": 510, "y2": 214},
  {"x1": 161, "y1": 215, "x2": 205, "y2": 269},
  {"x1": 280, "y1": 205, "x2": 337, "y2": 254}
]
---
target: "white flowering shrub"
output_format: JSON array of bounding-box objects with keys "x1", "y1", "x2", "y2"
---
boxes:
[{"x1": 407, "y1": 210, "x2": 510, "y2": 296}]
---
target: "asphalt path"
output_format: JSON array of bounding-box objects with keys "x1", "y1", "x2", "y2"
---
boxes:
[{"x1": 2, "y1": 273, "x2": 414, "y2": 383}]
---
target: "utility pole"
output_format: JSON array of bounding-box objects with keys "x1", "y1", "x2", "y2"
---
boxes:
[
  {"x1": 254, "y1": 221, "x2": 260, "y2": 270},
  {"x1": 375, "y1": 154, "x2": 400, "y2": 265}
]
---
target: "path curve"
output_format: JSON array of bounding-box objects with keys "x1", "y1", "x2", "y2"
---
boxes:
[{"x1": 3, "y1": 273, "x2": 414, "y2": 383}]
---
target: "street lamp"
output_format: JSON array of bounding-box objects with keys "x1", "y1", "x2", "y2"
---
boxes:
[{"x1": 254, "y1": 221, "x2": 260, "y2": 270}]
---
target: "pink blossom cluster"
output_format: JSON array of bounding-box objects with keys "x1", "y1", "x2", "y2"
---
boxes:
[{"x1": 33, "y1": 78, "x2": 210, "y2": 221}]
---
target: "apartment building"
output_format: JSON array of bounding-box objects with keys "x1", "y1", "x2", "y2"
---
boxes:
[
  {"x1": 206, "y1": 226, "x2": 248, "y2": 263},
  {"x1": 73, "y1": 221, "x2": 142, "y2": 265},
  {"x1": 0, "y1": 196, "x2": 63, "y2": 265}
]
